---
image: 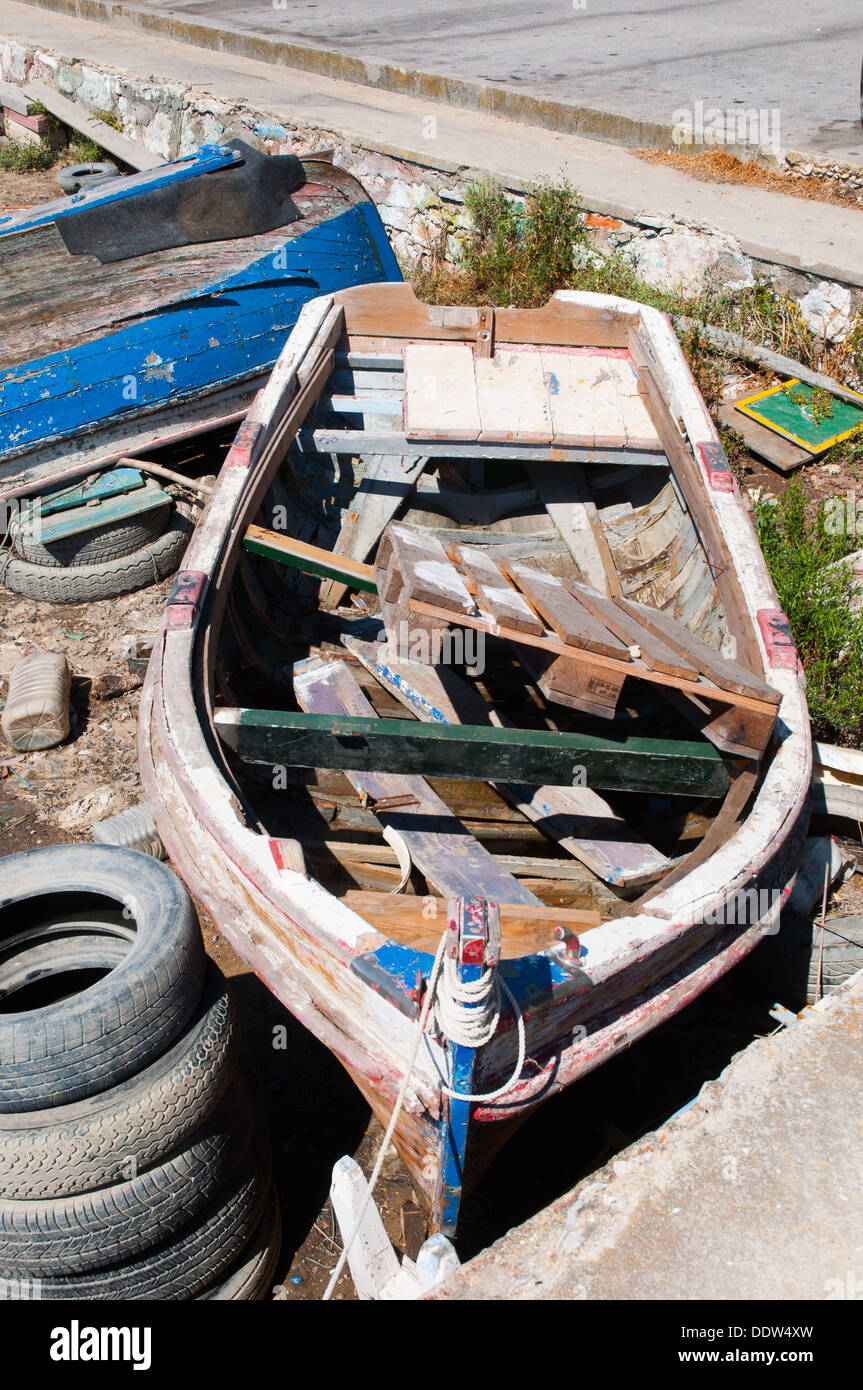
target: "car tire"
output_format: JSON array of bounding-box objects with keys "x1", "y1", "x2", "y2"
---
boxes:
[
  {"x1": 0, "y1": 845, "x2": 205, "y2": 1113},
  {"x1": 0, "y1": 962, "x2": 238, "y2": 1199}
]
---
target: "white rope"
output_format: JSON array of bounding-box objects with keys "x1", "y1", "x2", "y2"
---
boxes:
[
  {"x1": 322, "y1": 928, "x2": 525, "y2": 1299},
  {"x1": 431, "y1": 953, "x2": 525, "y2": 1104}
]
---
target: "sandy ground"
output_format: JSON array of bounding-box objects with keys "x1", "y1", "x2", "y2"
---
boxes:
[{"x1": 2, "y1": 165, "x2": 862, "y2": 1300}]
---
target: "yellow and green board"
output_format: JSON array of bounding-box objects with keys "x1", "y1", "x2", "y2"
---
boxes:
[{"x1": 735, "y1": 380, "x2": 863, "y2": 453}]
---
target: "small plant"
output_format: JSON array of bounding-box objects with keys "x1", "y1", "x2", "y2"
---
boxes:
[
  {"x1": 752, "y1": 479, "x2": 863, "y2": 745},
  {"x1": 0, "y1": 140, "x2": 56, "y2": 173},
  {"x1": 67, "y1": 137, "x2": 109, "y2": 164},
  {"x1": 25, "y1": 99, "x2": 48, "y2": 116},
  {"x1": 89, "y1": 107, "x2": 124, "y2": 133},
  {"x1": 788, "y1": 385, "x2": 835, "y2": 425}
]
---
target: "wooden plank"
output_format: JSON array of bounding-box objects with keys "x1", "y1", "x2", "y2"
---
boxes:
[
  {"x1": 319, "y1": 452, "x2": 428, "y2": 610},
  {"x1": 403, "y1": 343, "x2": 480, "y2": 440},
  {"x1": 406, "y1": 598, "x2": 779, "y2": 721},
  {"x1": 22, "y1": 80, "x2": 162, "y2": 170},
  {"x1": 214, "y1": 704, "x2": 733, "y2": 798},
  {"x1": 567, "y1": 580, "x2": 699, "y2": 680},
  {"x1": 613, "y1": 593, "x2": 779, "y2": 702},
  {"x1": 451, "y1": 544, "x2": 543, "y2": 634},
  {"x1": 475, "y1": 350, "x2": 552, "y2": 443},
  {"x1": 291, "y1": 657, "x2": 540, "y2": 904},
  {"x1": 343, "y1": 634, "x2": 673, "y2": 889},
  {"x1": 537, "y1": 654, "x2": 626, "y2": 720},
  {"x1": 242, "y1": 524, "x2": 378, "y2": 592},
  {"x1": 503, "y1": 562, "x2": 630, "y2": 659},
  {"x1": 526, "y1": 460, "x2": 624, "y2": 596},
  {"x1": 342, "y1": 890, "x2": 602, "y2": 958}
]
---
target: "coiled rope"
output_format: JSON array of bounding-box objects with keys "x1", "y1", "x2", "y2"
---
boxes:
[{"x1": 322, "y1": 928, "x2": 524, "y2": 1300}]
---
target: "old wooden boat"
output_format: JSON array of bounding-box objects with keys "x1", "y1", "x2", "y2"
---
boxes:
[
  {"x1": 0, "y1": 141, "x2": 399, "y2": 492},
  {"x1": 139, "y1": 284, "x2": 811, "y2": 1238}
]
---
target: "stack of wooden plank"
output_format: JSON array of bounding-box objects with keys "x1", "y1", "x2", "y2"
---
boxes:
[{"x1": 373, "y1": 521, "x2": 781, "y2": 759}]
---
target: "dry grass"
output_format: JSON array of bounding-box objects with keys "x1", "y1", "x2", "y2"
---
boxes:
[{"x1": 634, "y1": 148, "x2": 862, "y2": 211}]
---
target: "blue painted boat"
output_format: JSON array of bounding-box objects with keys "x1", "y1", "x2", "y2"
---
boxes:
[{"x1": 0, "y1": 141, "x2": 401, "y2": 490}]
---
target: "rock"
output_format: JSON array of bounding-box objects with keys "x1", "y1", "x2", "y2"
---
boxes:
[
  {"x1": 624, "y1": 227, "x2": 754, "y2": 296},
  {"x1": 798, "y1": 281, "x2": 853, "y2": 344}
]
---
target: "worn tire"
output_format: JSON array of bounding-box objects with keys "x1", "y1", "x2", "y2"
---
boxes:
[
  {"x1": 11, "y1": 1135, "x2": 272, "y2": 1300},
  {"x1": 10, "y1": 502, "x2": 171, "y2": 568},
  {"x1": 749, "y1": 910, "x2": 863, "y2": 1006},
  {"x1": 0, "y1": 963, "x2": 237, "y2": 1200},
  {"x1": 0, "y1": 504, "x2": 192, "y2": 604},
  {"x1": 57, "y1": 161, "x2": 120, "y2": 194},
  {"x1": 0, "y1": 845, "x2": 205, "y2": 1113},
  {"x1": 0, "y1": 1078, "x2": 254, "y2": 1276},
  {"x1": 199, "y1": 1184, "x2": 281, "y2": 1300}
]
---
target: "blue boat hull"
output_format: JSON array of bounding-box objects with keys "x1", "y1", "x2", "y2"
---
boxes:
[{"x1": 0, "y1": 146, "x2": 401, "y2": 472}]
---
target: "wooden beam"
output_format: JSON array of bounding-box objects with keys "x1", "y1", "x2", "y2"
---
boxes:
[
  {"x1": 214, "y1": 707, "x2": 733, "y2": 798},
  {"x1": 297, "y1": 431, "x2": 667, "y2": 466},
  {"x1": 242, "y1": 524, "x2": 378, "y2": 592}
]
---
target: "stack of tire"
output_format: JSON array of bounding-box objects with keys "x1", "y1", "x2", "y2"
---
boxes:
[
  {"x1": 0, "y1": 845, "x2": 280, "y2": 1300},
  {"x1": 0, "y1": 487, "x2": 195, "y2": 605}
]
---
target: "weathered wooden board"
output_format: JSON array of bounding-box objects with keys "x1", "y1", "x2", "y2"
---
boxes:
[
  {"x1": 403, "y1": 343, "x2": 480, "y2": 440},
  {"x1": 291, "y1": 656, "x2": 540, "y2": 903},
  {"x1": 23, "y1": 80, "x2": 161, "y2": 171},
  {"x1": 343, "y1": 635, "x2": 674, "y2": 889},
  {"x1": 243, "y1": 523, "x2": 377, "y2": 592},
  {"x1": 717, "y1": 401, "x2": 812, "y2": 475},
  {"x1": 613, "y1": 593, "x2": 779, "y2": 703},
  {"x1": 452, "y1": 544, "x2": 543, "y2": 634},
  {"x1": 475, "y1": 350, "x2": 552, "y2": 443},
  {"x1": 504, "y1": 562, "x2": 630, "y2": 659},
  {"x1": 567, "y1": 579, "x2": 699, "y2": 680},
  {"x1": 526, "y1": 460, "x2": 624, "y2": 596},
  {"x1": 342, "y1": 890, "x2": 602, "y2": 957}
]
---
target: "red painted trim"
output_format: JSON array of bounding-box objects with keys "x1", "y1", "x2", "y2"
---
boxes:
[
  {"x1": 164, "y1": 569, "x2": 207, "y2": 629},
  {"x1": 757, "y1": 608, "x2": 798, "y2": 669},
  {"x1": 696, "y1": 440, "x2": 735, "y2": 492},
  {"x1": 225, "y1": 420, "x2": 263, "y2": 468}
]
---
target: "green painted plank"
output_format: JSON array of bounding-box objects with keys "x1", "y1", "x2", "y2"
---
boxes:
[
  {"x1": 24, "y1": 479, "x2": 169, "y2": 545},
  {"x1": 214, "y1": 707, "x2": 732, "y2": 798},
  {"x1": 241, "y1": 530, "x2": 379, "y2": 592}
]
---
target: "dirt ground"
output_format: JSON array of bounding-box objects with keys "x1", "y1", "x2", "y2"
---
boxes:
[{"x1": 2, "y1": 164, "x2": 862, "y2": 1300}]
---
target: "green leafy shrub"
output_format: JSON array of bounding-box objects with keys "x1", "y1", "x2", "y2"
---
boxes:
[{"x1": 752, "y1": 480, "x2": 863, "y2": 744}]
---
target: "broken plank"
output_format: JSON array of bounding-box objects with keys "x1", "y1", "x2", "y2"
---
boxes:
[
  {"x1": 407, "y1": 598, "x2": 779, "y2": 719},
  {"x1": 343, "y1": 635, "x2": 673, "y2": 889},
  {"x1": 567, "y1": 579, "x2": 698, "y2": 680},
  {"x1": 503, "y1": 562, "x2": 630, "y2": 659},
  {"x1": 215, "y1": 703, "x2": 733, "y2": 798},
  {"x1": 526, "y1": 460, "x2": 624, "y2": 596},
  {"x1": 242, "y1": 524, "x2": 378, "y2": 592},
  {"x1": 291, "y1": 656, "x2": 540, "y2": 904}
]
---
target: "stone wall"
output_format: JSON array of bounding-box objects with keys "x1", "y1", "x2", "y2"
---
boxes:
[{"x1": 1, "y1": 36, "x2": 861, "y2": 337}]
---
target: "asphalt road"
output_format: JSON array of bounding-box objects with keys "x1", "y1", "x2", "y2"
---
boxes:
[{"x1": 130, "y1": 0, "x2": 863, "y2": 159}]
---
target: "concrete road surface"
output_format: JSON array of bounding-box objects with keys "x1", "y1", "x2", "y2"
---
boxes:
[{"x1": 128, "y1": 0, "x2": 863, "y2": 160}]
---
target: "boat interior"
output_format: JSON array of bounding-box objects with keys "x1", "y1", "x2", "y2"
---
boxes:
[{"x1": 205, "y1": 289, "x2": 782, "y2": 962}]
